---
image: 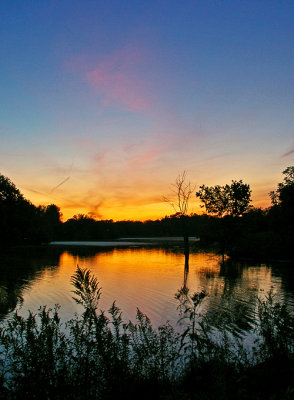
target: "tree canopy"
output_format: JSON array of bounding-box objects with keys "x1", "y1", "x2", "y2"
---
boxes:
[
  {"x1": 0, "y1": 173, "x2": 63, "y2": 246},
  {"x1": 196, "y1": 180, "x2": 252, "y2": 217},
  {"x1": 0, "y1": 174, "x2": 24, "y2": 203},
  {"x1": 269, "y1": 166, "x2": 294, "y2": 209}
]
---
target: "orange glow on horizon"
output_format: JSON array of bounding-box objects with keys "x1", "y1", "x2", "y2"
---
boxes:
[
  {"x1": 19, "y1": 167, "x2": 274, "y2": 222},
  {"x1": 21, "y1": 184, "x2": 272, "y2": 222}
]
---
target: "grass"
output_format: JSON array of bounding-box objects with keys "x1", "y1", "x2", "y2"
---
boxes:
[{"x1": 1, "y1": 266, "x2": 294, "y2": 399}]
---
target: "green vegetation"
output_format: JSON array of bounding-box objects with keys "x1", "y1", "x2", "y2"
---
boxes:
[{"x1": 0, "y1": 267, "x2": 294, "y2": 399}]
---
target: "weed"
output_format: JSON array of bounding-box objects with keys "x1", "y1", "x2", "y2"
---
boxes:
[{"x1": 0, "y1": 267, "x2": 293, "y2": 399}]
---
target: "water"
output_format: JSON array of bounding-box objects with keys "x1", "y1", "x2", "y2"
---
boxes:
[{"x1": 1, "y1": 244, "x2": 294, "y2": 335}]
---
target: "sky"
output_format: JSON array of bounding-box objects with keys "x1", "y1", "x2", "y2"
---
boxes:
[{"x1": 1, "y1": 0, "x2": 294, "y2": 221}]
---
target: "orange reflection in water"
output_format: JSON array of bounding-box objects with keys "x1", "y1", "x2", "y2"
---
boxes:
[
  {"x1": 18, "y1": 248, "x2": 289, "y2": 330},
  {"x1": 21, "y1": 248, "x2": 222, "y2": 325}
]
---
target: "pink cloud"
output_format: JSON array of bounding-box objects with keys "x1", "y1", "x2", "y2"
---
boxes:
[
  {"x1": 85, "y1": 46, "x2": 150, "y2": 111},
  {"x1": 121, "y1": 140, "x2": 168, "y2": 172},
  {"x1": 282, "y1": 147, "x2": 294, "y2": 158},
  {"x1": 129, "y1": 147, "x2": 164, "y2": 167},
  {"x1": 121, "y1": 131, "x2": 187, "y2": 170},
  {"x1": 93, "y1": 149, "x2": 109, "y2": 172}
]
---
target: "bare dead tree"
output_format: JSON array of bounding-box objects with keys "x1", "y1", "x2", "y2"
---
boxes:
[
  {"x1": 164, "y1": 171, "x2": 195, "y2": 269},
  {"x1": 164, "y1": 171, "x2": 195, "y2": 216}
]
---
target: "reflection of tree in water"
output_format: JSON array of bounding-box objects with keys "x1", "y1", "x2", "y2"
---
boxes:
[
  {"x1": 0, "y1": 245, "x2": 145, "y2": 320},
  {"x1": 183, "y1": 262, "x2": 189, "y2": 289},
  {"x1": 0, "y1": 246, "x2": 63, "y2": 320},
  {"x1": 196, "y1": 259, "x2": 259, "y2": 335},
  {"x1": 269, "y1": 262, "x2": 294, "y2": 312},
  {"x1": 176, "y1": 254, "x2": 294, "y2": 336},
  {"x1": 57, "y1": 245, "x2": 117, "y2": 258}
]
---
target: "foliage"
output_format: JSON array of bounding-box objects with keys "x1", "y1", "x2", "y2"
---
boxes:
[
  {"x1": 0, "y1": 173, "x2": 62, "y2": 246},
  {"x1": 269, "y1": 166, "x2": 294, "y2": 242},
  {"x1": 175, "y1": 287, "x2": 208, "y2": 359},
  {"x1": 270, "y1": 166, "x2": 294, "y2": 205},
  {"x1": 256, "y1": 291, "x2": 294, "y2": 359},
  {"x1": 195, "y1": 180, "x2": 252, "y2": 257},
  {"x1": 0, "y1": 174, "x2": 24, "y2": 203},
  {"x1": 1, "y1": 267, "x2": 294, "y2": 399},
  {"x1": 196, "y1": 180, "x2": 252, "y2": 217},
  {"x1": 71, "y1": 265, "x2": 102, "y2": 319}
]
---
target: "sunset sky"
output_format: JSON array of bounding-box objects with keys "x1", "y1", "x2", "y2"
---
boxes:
[{"x1": 1, "y1": 1, "x2": 294, "y2": 221}]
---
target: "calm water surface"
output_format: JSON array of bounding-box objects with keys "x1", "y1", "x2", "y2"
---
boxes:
[{"x1": 1, "y1": 245, "x2": 294, "y2": 335}]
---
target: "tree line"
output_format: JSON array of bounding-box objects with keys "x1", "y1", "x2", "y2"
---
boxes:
[
  {"x1": 1, "y1": 167, "x2": 293, "y2": 259},
  {"x1": 195, "y1": 167, "x2": 294, "y2": 259},
  {"x1": 0, "y1": 175, "x2": 62, "y2": 246}
]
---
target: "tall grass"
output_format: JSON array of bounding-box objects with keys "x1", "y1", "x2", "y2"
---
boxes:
[{"x1": 0, "y1": 266, "x2": 293, "y2": 399}]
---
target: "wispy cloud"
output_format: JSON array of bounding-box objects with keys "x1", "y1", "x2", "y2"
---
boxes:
[
  {"x1": 123, "y1": 142, "x2": 165, "y2": 169},
  {"x1": 85, "y1": 45, "x2": 150, "y2": 111},
  {"x1": 282, "y1": 148, "x2": 294, "y2": 158},
  {"x1": 87, "y1": 200, "x2": 104, "y2": 219},
  {"x1": 93, "y1": 149, "x2": 109, "y2": 172},
  {"x1": 24, "y1": 188, "x2": 47, "y2": 196},
  {"x1": 50, "y1": 176, "x2": 71, "y2": 193},
  {"x1": 0, "y1": 152, "x2": 25, "y2": 158}
]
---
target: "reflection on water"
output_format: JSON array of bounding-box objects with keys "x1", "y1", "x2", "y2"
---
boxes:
[
  {"x1": 0, "y1": 246, "x2": 62, "y2": 320},
  {"x1": 1, "y1": 246, "x2": 294, "y2": 333}
]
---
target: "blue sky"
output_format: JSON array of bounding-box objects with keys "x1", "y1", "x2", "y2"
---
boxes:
[{"x1": 1, "y1": 0, "x2": 294, "y2": 220}]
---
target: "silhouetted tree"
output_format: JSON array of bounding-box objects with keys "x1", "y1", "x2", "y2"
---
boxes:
[
  {"x1": 0, "y1": 173, "x2": 27, "y2": 245},
  {"x1": 269, "y1": 166, "x2": 294, "y2": 209},
  {"x1": 40, "y1": 204, "x2": 63, "y2": 241},
  {"x1": 267, "y1": 166, "x2": 294, "y2": 258},
  {"x1": 0, "y1": 173, "x2": 62, "y2": 246},
  {"x1": 196, "y1": 180, "x2": 251, "y2": 257},
  {"x1": 196, "y1": 180, "x2": 252, "y2": 217},
  {"x1": 0, "y1": 174, "x2": 24, "y2": 203},
  {"x1": 164, "y1": 171, "x2": 195, "y2": 264}
]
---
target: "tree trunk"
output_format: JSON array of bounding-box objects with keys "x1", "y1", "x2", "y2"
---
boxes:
[{"x1": 184, "y1": 233, "x2": 189, "y2": 264}]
